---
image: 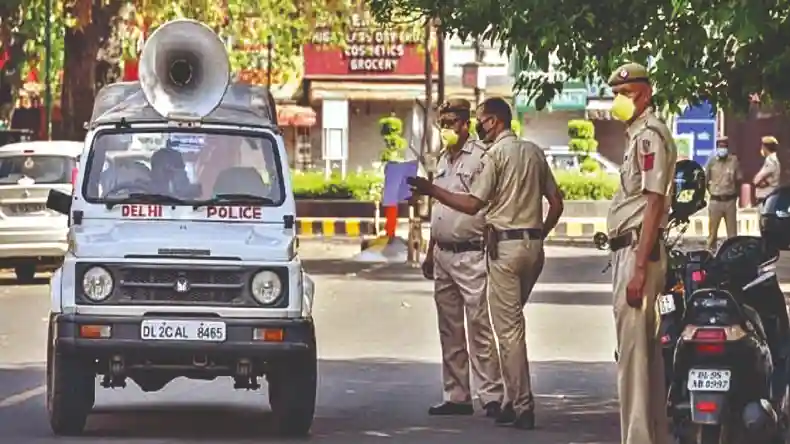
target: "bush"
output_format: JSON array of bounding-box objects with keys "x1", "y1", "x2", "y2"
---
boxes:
[
  {"x1": 378, "y1": 115, "x2": 407, "y2": 162},
  {"x1": 568, "y1": 119, "x2": 600, "y2": 174},
  {"x1": 553, "y1": 171, "x2": 619, "y2": 200},
  {"x1": 291, "y1": 170, "x2": 382, "y2": 201},
  {"x1": 291, "y1": 169, "x2": 619, "y2": 201}
]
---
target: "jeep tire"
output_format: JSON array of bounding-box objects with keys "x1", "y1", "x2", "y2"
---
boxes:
[
  {"x1": 46, "y1": 320, "x2": 95, "y2": 436},
  {"x1": 268, "y1": 327, "x2": 317, "y2": 437}
]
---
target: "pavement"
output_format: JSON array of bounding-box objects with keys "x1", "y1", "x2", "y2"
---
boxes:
[{"x1": 4, "y1": 242, "x2": 789, "y2": 443}]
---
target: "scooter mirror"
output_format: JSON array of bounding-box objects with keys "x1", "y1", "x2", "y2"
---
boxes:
[
  {"x1": 743, "y1": 271, "x2": 777, "y2": 291},
  {"x1": 593, "y1": 232, "x2": 609, "y2": 250}
]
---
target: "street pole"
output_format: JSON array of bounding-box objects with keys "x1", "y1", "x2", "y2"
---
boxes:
[
  {"x1": 472, "y1": 36, "x2": 482, "y2": 108},
  {"x1": 436, "y1": 21, "x2": 445, "y2": 106},
  {"x1": 411, "y1": 17, "x2": 434, "y2": 265},
  {"x1": 266, "y1": 35, "x2": 273, "y2": 88},
  {"x1": 44, "y1": 0, "x2": 53, "y2": 139}
]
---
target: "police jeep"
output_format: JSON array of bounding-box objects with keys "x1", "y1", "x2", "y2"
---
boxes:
[{"x1": 44, "y1": 19, "x2": 317, "y2": 437}]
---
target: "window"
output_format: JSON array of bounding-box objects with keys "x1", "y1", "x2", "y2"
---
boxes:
[
  {"x1": 83, "y1": 130, "x2": 284, "y2": 206},
  {"x1": 0, "y1": 155, "x2": 76, "y2": 185}
]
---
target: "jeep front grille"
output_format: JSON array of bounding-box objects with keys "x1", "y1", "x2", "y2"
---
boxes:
[{"x1": 118, "y1": 266, "x2": 245, "y2": 305}]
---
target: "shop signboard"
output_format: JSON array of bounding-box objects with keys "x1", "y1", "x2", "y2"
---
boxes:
[
  {"x1": 514, "y1": 80, "x2": 588, "y2": 112},
  {"x1": 303, "y1": 11, "x2": 437, "y2": 78}
]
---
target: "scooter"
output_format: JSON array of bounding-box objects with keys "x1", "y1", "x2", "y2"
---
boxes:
[{"x1": 669, "y1": 235, "x2": 790, "y2": 444}]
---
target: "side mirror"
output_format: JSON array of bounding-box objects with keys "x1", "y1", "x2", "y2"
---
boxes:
[
  {"x1": 593, "y1": 232, "x2": 609, "y2": 250},
  {"x1": 46, "y1": 189, "x2": 72, "y2": 215}
]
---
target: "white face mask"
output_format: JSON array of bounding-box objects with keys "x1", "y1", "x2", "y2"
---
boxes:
[{"x1": 716, "y1": 148, "x2": 728, "y2": 157}]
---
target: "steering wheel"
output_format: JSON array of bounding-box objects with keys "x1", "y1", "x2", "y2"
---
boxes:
[{"x1": 104, "y1": 181, "x2": 151, "y2": 197}]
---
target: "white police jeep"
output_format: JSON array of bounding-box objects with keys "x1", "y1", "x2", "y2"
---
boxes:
[{"x1": 44, "y1": 19, "x2": 316, "y2": 437}]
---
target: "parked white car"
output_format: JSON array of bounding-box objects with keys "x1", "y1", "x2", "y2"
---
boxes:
[
  {"x1": 0, "y1": 140, "x2": 82, "y2": 282},
  {"x1": 544, "y1": 146, "x2": 620, "y2": 174}
]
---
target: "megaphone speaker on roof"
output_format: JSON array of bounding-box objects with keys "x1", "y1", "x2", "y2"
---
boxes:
[{"x1": 138, "y1": 19, "x2": 230, "y2": 120}]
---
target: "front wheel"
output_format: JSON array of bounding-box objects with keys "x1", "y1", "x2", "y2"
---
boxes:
[
  {"x1": 267, "y1": 329, "x2": 317, "y2": 437},
  {"x1": 46, "y1": 321, "x2": 95, "y2": 436}
]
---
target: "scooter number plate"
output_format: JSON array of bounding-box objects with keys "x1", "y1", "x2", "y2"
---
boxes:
[
  {"x1": 687, "y1": 369, "x2": 731, "y2": 392},
  {"x1": 658, "y1": 294, "x2": 676, "y2": 315}
]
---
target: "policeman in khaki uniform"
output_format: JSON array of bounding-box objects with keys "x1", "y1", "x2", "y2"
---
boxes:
[
  {"x1": 754, "y1": 135, "x2": 781, "y2": 204},
  {"x1": 704, "y1": 136, "x2": 742, "y2": 250},
  {"x1": 409, "y1": 97, "x2": 565, "y2": 430},
  {"x1": 606, "y1": 63, "x2": 676, "y2": 444},
  {"x1": 422, "y1": 99, "x2": 505, "y2": 418}
]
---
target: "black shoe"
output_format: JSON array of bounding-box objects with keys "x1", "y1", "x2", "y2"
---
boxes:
[
  {"x1": 483, "y1": 401, "x2": 502, "y2": 418},
  {"x1": 495, "y1": 402, "x2": 516, "y2": 424},
  {"x1": 428, "y1": 401, "x2": 474, "y2": 416},
  {"x1": 512, "y1": 410, "x2": 535, "y2": 430}
]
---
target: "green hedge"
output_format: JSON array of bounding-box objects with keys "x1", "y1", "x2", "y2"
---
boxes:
[{"x1": 291, "y1": 170, "x2": 619, "y2": 201}]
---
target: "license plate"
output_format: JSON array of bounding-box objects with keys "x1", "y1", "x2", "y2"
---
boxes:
[
  {"x1": 141, "y1": 320, "x2": 226, "y2": 342},
  {"x1": 658, "y1": 294, "x2": 676, "y2": 315},
  {"x1": 687, "y1": 369, "x2": 731, "y2": 392},
  {"x1": 9, "y1": 203, "x2": 46, "y2": 214}
]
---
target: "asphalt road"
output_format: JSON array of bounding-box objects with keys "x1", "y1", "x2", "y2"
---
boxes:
[{"x1": 0, "y1": 243, "x2": 668, "y2": 443}]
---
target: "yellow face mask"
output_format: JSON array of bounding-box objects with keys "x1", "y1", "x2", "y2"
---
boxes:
[
  {"x1": 611, "y1": 94, "x2": 636, "y2": 122},
  {"x1": 440, "y1": 128, "x2": 459, "y2": 147}
]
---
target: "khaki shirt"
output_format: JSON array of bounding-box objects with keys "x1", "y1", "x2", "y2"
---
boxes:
[
  {"x1": 705, "y1": 155, "x2": 742, "y2": 197},
  {"x1": 607, "y1": 109, "x2": 677, "y2": 237},
  {"x1": 469, "y1": 130, "x2": 559, "y2": 231},
  {"x1": 755, "y1": 153, "x2": 780, "y2": 200},
  {"x1": 431, "y1": 138, "x2": 489, "y2": 242}
]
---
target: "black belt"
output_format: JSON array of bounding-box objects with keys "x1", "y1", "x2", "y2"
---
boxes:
[
  {"x1": 610, "y1": 229, "x2": 665, "y2": 252},
  {"x1": 496, "y1": 228, "x2": 542, "y2": 241},
  {"x1": 710, "y1": 194, "x2": 737, "y2": 202},
  {"x1": 436, "y1": 240, "x2": 484, "y2": 253}
]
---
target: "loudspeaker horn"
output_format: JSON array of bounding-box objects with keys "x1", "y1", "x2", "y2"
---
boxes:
[{"x1": 138, "y1": 19, "x2": 230, "y2": 120}]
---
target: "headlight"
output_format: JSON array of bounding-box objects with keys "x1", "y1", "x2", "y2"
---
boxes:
[
  {"x1": 82, "y1": 266, "x2": 113, "y2": 301},
  {"x1": 251, "y1": 270, "x2": 282, "y2": 304}
]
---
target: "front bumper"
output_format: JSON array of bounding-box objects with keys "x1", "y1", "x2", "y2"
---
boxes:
[{"x1": 53, "y1": 313, "x2": 314, "y2": 359}]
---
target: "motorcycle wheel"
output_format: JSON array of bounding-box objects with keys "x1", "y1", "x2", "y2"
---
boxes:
[{"x1": 694, "y1": 424, "x2": 729, "y2": 444}]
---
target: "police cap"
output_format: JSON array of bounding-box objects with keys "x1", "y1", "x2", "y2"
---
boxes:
[
  {"x1": 438, "y1": 98, "x2": 472, "y2": 123},
  {"x1": 762, "y1": 135, "x2": 779, "y2": 145},
  {"x1": 607, "y1": 62, "x2": 650, "y2": 87}
]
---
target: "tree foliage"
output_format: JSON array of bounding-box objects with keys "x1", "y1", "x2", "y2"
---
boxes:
[{"x1": 369, "y1": 0, "x2": 790, "y2": 114}]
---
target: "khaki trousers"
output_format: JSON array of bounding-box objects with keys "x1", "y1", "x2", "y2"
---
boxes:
[
  {"x1": 612, "y1": 246, "x2": 669, "y2": 444},
  {"x1": 707, "y1": 200, "x2": 737, "y2": 250},
  {"x1": 434, "y1": 248, "x2": 504, "y2": 405},
  {"x1": 487, "y1": 238, "x2": 545, "y2": 414}
]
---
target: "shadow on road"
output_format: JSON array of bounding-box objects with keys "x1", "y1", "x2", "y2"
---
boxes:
[
  {"x1": 0, "y1": 277, "x2": 49, "y2": 286},
  {"x1": 0, "y1": 359, "x2": 618, "y2": 443}
]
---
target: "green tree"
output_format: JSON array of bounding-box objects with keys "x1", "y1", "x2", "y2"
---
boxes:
[
  {"x1": 378, "y1": 114, "x2": 406, "y2": 162},
  {"x1": 567, "y1": 119, "x2": 599, "y2": 173},
  {"x1": 56, "y1": 0, "x2": 349, "y2": 140},
  {"x1": 370, "y1": 0, "x2": 790, "y2": 113}
]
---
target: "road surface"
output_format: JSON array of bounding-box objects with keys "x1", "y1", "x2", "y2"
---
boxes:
[{"x1": 0, "y1": 242, "x2": 672, "y2": 443}]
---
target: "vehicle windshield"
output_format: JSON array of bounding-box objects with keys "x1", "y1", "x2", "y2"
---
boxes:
[
  {"x1": 83, "y1": 130, "x2": 284, "y2": 205},
  {"x1": 0, "y1": 155, "x2": 76, "y2": 185}
]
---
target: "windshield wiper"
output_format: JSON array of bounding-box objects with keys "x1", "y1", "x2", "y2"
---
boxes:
[
  {"x1": 105, "y1": 193, "x2": 187, "y2": 210},
  {"x1": 192, "y1": 193, "x2": 276, "y2": 210}
]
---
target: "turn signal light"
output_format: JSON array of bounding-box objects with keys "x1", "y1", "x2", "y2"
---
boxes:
[
  {"x1": 71, "y1": 167, "x2": 78, "y2": 187},
  {"x1": 253, "y1": 328, "x2": 283, "y2": 342},
  {"x1": 80, "y1": 324, "x2": 111, "y2": 339},
  {"x1": 692, "y1": 270, "x2": 706, "y2": 282}
]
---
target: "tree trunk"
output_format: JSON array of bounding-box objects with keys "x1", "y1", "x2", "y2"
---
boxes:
[{"x1": 59, "y1": 0, "x2": 122, "y2": 141}]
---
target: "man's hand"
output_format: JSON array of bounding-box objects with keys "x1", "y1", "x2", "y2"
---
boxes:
[
  {"x1": 421, "y1": 257, "x2": 434, "y2": 280},
  {"x1": 626, "y1": 264, "x2": 647, "y2": 308},
  {"x1": 407, "y1": 176, "x2": 433, "y2": 196}
]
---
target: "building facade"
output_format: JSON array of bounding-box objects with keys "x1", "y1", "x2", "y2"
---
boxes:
[{"x1": 302, "y1": 11, "x2": 438, "y2": 173}]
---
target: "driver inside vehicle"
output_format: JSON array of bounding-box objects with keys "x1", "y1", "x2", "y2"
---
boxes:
[{"x1": 150, "y1": 147, "x2": 201, "y2": 198}]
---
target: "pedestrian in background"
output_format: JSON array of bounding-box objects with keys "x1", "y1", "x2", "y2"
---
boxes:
[
  {"x1": 754, "y1": 135, "x2": 780, "y2": 204},
  {"x1": 422, "y1": 98, "x2": 504, "y2": 418},
  {"x1": 408, "y1": 97, "x2": 564, "y2": 430},
  {"x1": 704, "y1": 136, "x2": 742, "y2": 250},
  {"x1": 606, "y1": 62, "x2": 676, "y2": 444}
]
